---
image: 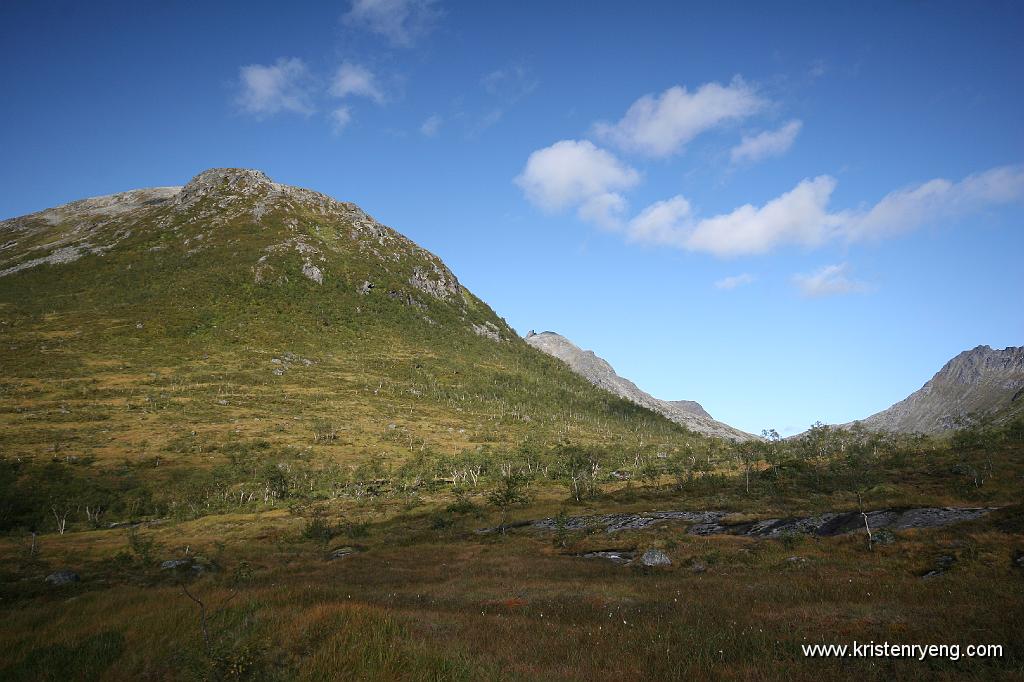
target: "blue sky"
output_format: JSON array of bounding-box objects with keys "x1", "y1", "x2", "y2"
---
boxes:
[{"x1": 2, "y1": 1, "x2": 1022, "y2": 434}]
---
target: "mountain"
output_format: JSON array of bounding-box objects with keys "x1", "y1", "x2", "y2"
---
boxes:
[
  {"x1": 524, "y1": 331, "x2": 757, "y2": 441},
  {"x1": 0, "y1": 169, "x2": 714, "y2": 475},
  {"x1": 853, "y1": 345, "x2": 1024, "y2": 434}
]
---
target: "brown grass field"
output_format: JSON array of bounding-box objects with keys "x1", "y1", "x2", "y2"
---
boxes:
[{"x1": 1, "y1": 484, "x2": 1022, "y2": 681}]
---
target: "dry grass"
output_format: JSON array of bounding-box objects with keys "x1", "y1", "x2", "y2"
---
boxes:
[{"x1": 2, "y1": 498, "x2": 1021, "y2": 681}]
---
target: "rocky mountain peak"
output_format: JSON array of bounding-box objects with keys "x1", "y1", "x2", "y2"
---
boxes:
[
  {"x1": 853, "y1": 344, "x2": 1024, "y2": 434},
  {"x1": 940, "y1": 345, "x2": 1024, "y2": 387},
  {"x1": 177, "y1": 168, "x2": 273, "y2": 207}
]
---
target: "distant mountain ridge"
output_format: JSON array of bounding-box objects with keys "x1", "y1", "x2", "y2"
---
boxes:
[
  {"x1": 852, "y1": 345, "x2": 1024, "y2": 434},
  {"x1": 524, "y1": 331, "x2": 757, "y2": 441}
]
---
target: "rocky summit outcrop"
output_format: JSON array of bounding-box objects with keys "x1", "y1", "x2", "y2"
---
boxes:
[
  {"x1": 852, "y1": 345, "x2": 1024, "y2": 434},
  {"x1": 524, "y1": 331, "x2": 756, "y2": 441}
]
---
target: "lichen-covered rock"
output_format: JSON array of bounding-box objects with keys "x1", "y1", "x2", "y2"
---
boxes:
[
  {"x1": 301, "y1": 262, "x2": 323, "y2": 284},
  {"x1": 640, "y1": 549, "x2": 671, "y2": 567},
  {"x1": 471, "y1": 322, "x2": 502, "y2": 342},
  {"x1": 409, "y1": 264, "x2": 461, "y2": 301}
]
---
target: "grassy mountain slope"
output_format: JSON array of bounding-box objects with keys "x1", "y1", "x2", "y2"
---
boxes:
[{"x1": 0, "y1": 169, "x2": 715, "y2": 521}]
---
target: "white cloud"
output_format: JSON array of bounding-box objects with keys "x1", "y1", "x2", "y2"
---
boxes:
[
  {"x1": 845, "y1": 164, "x2": 1024, "y2": 241},
  {"x1": 577, "y1": 192, "x2": 629, "y2": 229},
  {"x1": 515, "y1": 140, "x2": 641, "y2": 219},
  {"x1": 730, "y1": 120, "x2": 803, "y2": 165},
  {"x1": 330, "y1": 62, "x2": 384, "y2": 103},
  {"x1": 685, "y1": 176, "x2": 841, "y2": 255},
  {"x1": 627, "y1": 176, "x2": 841, "y2": 256},
  {"x1": 420, "y1": 114, "x2": 442, "y2": 137},
  {"x1": 593, "y1": 78, "x2": 764, "y2": 157},
  {"x1": 331, "y1": 106, "x2": 353, "y2": 132},
  {"x1": 343, "y1": 0, "x2": 439, "y2": 47},
  {"x1": 237, "y1": 57, "x2": 315, "y2": 117},
  {"x1": 714, "y1": 273, "x2": 756, "y2": 290},
  {"x1": 627, "y1": 196, "x2": 692, "y2": 244},
  {"x1": 793, "y1": 263, "x2": 869, "y2": 297},
  {"x1": 622, "y1": 164, "x2": 1024, "y2": 257}
]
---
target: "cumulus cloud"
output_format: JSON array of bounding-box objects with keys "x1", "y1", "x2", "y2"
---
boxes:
[
  {"x1": 514, "y1": 140, "x2": 641, "y2": 224},
  {"x1": 627, "y1": 176, "x2": 841, "y2": 256},
  {"x1": 593, "y1": 78, "x2": 764, "y2": 157},
  {"x1": 793, "y1": 263, "x2": 869, "y2": 297},
  {"x1": 621, "y1": 164, "x2": 1024, "y2": 257},
  {"x1": 420, "y1": 114, "x2": 442, "y2": 137},
  {"x1": 343, "y1": 0, "x2": 439, "y2": 47},
  {"x1": 627, "y1": 196, "x2": 693, "y2": 244},
  {"x1": 714, "y1": 273, "x2": 756, "y2": 290},
  {"x1": 237, "y1": 57, "x2": 315, "y2": 117},
  {"x1": 685, "y1": 176, "x2": 842, "y2": 255},
  {"x1": 330, "y1": 62, "x2": 384, "y2": 103},
  {"x1": 730, "y1": 120, "x2": 803, "y2": 165}
]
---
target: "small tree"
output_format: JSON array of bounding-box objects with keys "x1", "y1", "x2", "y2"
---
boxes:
[
  {"x1": 261, "y1": 463, "x2": 290, "y2": 501},
  {"x1": 559, "y1": 448, "x2": 600, "y2": 503},
  {"x1": 178, "y1": 560, "x2": 253, "y2": 659},
  {"x1": 735, "y1": 443, "x2": 760, "y2": 495},
  {"x1": 486, "y1": 473, "x2": 531, "y2": 533},
  {"x1": 51, "y1": 504, "x2": 71, "y2": 535},
  {"x1": 952, "y1": 424, "x2": 996, "y2": 489},
  {"x1": 760, "y1": 429, "x2": 782, "y2": 480}
]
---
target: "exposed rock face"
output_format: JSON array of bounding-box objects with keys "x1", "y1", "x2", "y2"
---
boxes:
[
  {"x1": 471, "y1": 321, "x2": 503, "y2": 342},
  {"x1": 524, "y1": 331, "x2": 756, "y2": 441},
  {"x1": 853, "y1": 345, "x2": 1024, "y2": 434},
  {"x1": 487, "y1": 506, "x2": 995, "y2": 537}
]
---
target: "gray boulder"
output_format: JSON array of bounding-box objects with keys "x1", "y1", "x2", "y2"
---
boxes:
[
  {"x1": 328, "y1": 546, "x2": 358, "y2": 560},
  {"x1": 640, "y1": 549, "x2": 672, "y2": 567},
  {"x1": 45, "y1": 570, "x2": 80, "y2": 586},
  {"x1": 160, "y1": 558, "x2": 209, "y2": 574}
]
